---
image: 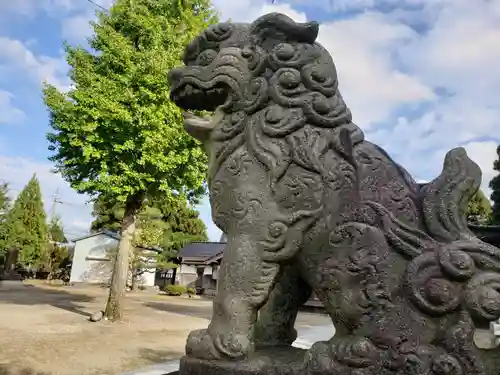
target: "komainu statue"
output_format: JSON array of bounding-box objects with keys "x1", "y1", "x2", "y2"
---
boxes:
[{"x1": 168, "y1": 12, "x2": 500, "y2": 375}]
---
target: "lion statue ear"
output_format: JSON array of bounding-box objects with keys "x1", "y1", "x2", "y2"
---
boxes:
[{"x1": 249, "y1": 12, "x2": 319, "y2": 45}]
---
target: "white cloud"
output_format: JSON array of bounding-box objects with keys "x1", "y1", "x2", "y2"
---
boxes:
[
  {"x1": 0, "y1": 0, "x2": 70, "y2": 17},
  {"x1": 209, "y1": 0, "x2": 500, "y2": 205},
  {"x1": 367, "y1": 0, "x2": 500, "y2": 194},
  {"x1": 1, "y1": 0, "x2": 499, "y2": 239},
  {"x1": 0, "y1": 37, "x2": 69, "y2": 90},
  {"x1": 464, "y1": 141, "x2": 499, "y2": 199},
  {"x1": 0, "y1": 156, "x2": 93, "y2": 239},
  {"x1": 60, "y1": 0, "x2": 114, "y2": 44},
  {"x1": 0, "y1": 90, "x2": 25, "y2": 125},
  {"x1": 317, "y1": 13, "x2": 435, "y2": 128},
  {"x1": 61, "y1": 14, "x2": 94, "y2": 44},
  {"x1": 0, "y1": 0, "x2": 101, "y2": 18}
]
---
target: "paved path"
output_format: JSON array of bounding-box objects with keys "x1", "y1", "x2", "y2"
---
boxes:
[
  {"x1": 121, "y1": 323, "x2": 335, "y2": 375},
  {"x1": 144, "y1": 298, "x2": 333, "y2": 329}
]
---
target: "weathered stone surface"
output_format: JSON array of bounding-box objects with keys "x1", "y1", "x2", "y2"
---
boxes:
[
  {"x1": 180, "y1": 348, "x2": 306, "y2": 375},
  {"x1": 168, "y1": 11, "x2": 500, "y2": 375}
]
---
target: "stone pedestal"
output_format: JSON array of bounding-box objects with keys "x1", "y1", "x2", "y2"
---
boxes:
[{"x1": 179, "y1": 348, "x2": 306, "y2": 375}]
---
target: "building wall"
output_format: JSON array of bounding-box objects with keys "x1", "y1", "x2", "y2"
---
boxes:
[
  {"x1": 70, "y1": 234, "x2": 117, "y2": 284},
  {"x1": 177, "y1": 264, "x2": 217, "y2": 293},
  {"x1": 69, "y1": 234, "x2": 156, "y2": 287},
  {"x1": 141, "y1": 270, "x2": 156, "y2": 287}
]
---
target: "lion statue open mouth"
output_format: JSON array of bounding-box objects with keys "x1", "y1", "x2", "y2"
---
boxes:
[{"x1": 168, "y1": 12, "x2": 500, "y2": 375}]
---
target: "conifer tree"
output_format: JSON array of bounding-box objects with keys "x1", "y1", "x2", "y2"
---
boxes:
[
  {"x1": 4, "y1": 175, "x2": 49, "y2": 268},
  {"x1": 48, "y1": 216, "x2": 67, "y2": 243},
  {"x1": 0, "y1": 182, "x2": 11, "y2": 262}
]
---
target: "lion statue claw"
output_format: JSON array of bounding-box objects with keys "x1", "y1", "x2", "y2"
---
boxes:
[{"x1": 169, "y1": 12, "x2": 500, "y2": 375}]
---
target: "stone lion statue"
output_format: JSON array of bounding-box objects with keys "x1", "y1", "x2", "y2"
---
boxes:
[{"x1": 168, "y1": 12, "x2": 500, "y2": 375}]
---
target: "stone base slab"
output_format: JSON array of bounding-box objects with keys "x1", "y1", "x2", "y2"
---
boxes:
[{"x1": 179, "y1": 348, "x2": 307, "y2": 375}]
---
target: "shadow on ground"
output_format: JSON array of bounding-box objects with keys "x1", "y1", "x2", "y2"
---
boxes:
[
  {"x1": 139, "y1": 348, "x2": 182, "y2": 364},
  {"x1": 0, "y1": 283, "x2": 95, "y2": 317},
  {"x1": 144, "y1": 302, "x2": 211, "y2": 319},
  {"x1": 0, "y1": 364, "x2": 49, "y2": 375}
]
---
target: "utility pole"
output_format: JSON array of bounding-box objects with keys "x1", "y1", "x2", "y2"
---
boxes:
[{"x1": 49, "y1": 189, "x2": 61, "y2": 221}]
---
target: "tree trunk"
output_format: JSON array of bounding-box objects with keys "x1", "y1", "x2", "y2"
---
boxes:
[
  {"x1": 104, "y1": 194, "x2": 142, "y2": 321},
  {"x1": 131, "y1": 270, "x2": 138, "y2": 291}
]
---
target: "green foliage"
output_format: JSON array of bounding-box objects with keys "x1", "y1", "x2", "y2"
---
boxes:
[
  {"x1": 135, "y1": 205, "x2": 169, "y2": 249},
  {"x1": 0, "y1": 182, "x2": 11, "y2": 259},
  {"x1": 43, "y1": 0, "x2": 218, "y2": 318},
  {"x1": 92, "y1": 192, "x2": 208, "y2": 257},
  {"x1": 51, "y1": 254, "x2": 73, "y2": 283},
  {"x1": 4, "y1": 175, "x2": 49, "y2": 268},
  {"x1": 43, "y1": 0, "x2": 218, "y2": 204},
  {"x1": 48, "y1": 216, "x2": 67, "y2": 243},
  {"x1": 163, "y1": 284, "x2": 187, "y2": 296},
  {"x1": 490, "y1": 145, "x2": 500, "y2": 225},
  {"x1": 101, "y1": 192, "x2": 207, "y2": 289},
  {"x1": 0, "y1": 182, "x2": 9, "y2": 216},
  {"x1": 90, "y1": 196, "x2": 124, "y2": 233},
  {"x1": 186, "y1": 287, "x2": 196, "y2": 295},
  {"x1": 467, "y1": 189, "x2": 492, "y2": 224},
  {"x1": 44, "y1": 243, "x2": 70, "y2": 279}
]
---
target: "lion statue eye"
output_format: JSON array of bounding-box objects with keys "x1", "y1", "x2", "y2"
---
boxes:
[{"x1": 196, "y1": 49, "x2": 217, "y2": 66}]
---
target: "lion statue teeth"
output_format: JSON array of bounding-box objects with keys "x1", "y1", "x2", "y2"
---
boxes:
[{"x1": 169, "y1": 12, "x2": 500, "y2": 375}]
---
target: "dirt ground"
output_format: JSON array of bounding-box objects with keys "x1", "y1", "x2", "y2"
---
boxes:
[
  {"x1": 0, "y1": 281, "x2": 211, "y2": 375},
  {"x1": 1, "y1": 281, "x2": 495, "y2": 375}
]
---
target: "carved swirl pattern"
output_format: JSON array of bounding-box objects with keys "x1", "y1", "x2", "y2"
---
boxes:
[
  {"x1": 183, "y1": 23, "x2": 235, "y2": 65},
  {"x1": 404, "y1": 240, "x2": 500, "y2": 322},
  {"x1": 307, "y1": 335, "x2": 472, "y2": 375}
]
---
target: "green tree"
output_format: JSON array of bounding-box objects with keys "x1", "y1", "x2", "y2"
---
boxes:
[
  {"x1": 45, "y1": 243, "x2": 70, "y2": 280},
  {"x1": 4, "y1": 175, "x2": 49, "y2": 269},
  {"x1": 93, "y1": 193, "x2": 207, "y2": 289},
  {"x1": 43, "y1": 0, "x2": 218, "y2": 320},
  {"x1": 0, "y1": 182, "x2": 11, "y2": 263},
  {"x1": 91, "y1": 194, "x2": 207, "y2": 245},
  {"x1": 0, "y1": 182, "x2": 9, "y2": 216},
  {"x1": 490, "y1": 145, "x2": 500, "y2": 225},
  {"x1": 466, "y1": 189, "x2": 492, "y2": 224},
  {"x1": 90, "y1": 196, "x2": 124, "y2": 233},
  {"x1": 48, "y1": 216, "x2": 67, "y2": 243}
]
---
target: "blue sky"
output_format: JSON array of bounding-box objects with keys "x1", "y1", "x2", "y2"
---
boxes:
[{"x1": 0, "y1": 0, "x2": 499, "y2": 241}]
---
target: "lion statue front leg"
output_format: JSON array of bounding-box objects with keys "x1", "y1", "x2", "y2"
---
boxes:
[{"x1": 184, "y1": 231, "x2": 282, "y2": 360}]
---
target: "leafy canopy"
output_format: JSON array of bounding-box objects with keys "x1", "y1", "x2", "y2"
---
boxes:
[
  {"x1": 48, "y1": 216, "x2": 67, "y2": 243},
  {"x1": 43, "y1": 0, "x2": 218, "y2": 202},
  {"x1": 91, "y1": 192, "x2": 207, "y2": 250},
  {"x1": 490, "y1": 145, "x2": 500, "y2": 225},
  {"x1": 466, "y1": 189, "x2": 492, "y2": 224}
]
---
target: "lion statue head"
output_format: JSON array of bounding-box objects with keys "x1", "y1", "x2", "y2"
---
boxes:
[{"x1": 168, "y1": 13, "x2": 365, "y2": 244}]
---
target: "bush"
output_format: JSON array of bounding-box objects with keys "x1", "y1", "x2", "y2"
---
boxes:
[
  {"x1": 52, "y1": 256, "x2": 72, "y2": 284},
  {"x1": 163, "y1": 284, "x2": 187, "y2": 296},
  {"x1": 186, "y1": 287, "x2": 196, "y2": 296}
]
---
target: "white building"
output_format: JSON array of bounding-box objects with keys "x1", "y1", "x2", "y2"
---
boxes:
[{"x1": 69, "y1": 230, "x2": 157, "y2": 287}]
